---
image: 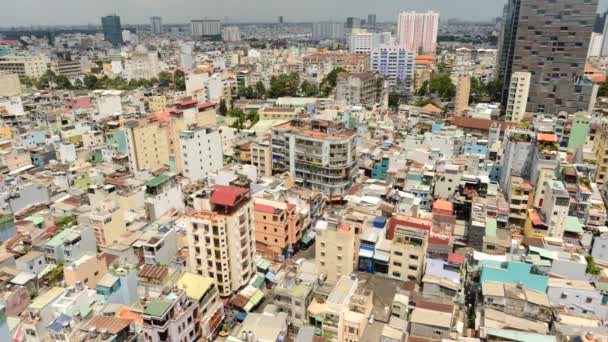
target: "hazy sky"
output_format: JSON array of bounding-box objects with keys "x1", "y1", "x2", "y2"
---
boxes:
[{"x1": 3, "y1": 0, "x2": 608, "y2": 26}]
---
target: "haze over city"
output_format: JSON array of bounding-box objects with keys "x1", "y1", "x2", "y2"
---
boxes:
[{"x1": 4, "y1": 0, "x2": 608, "y2": 26}]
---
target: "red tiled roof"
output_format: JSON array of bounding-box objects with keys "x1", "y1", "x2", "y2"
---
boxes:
[
  {"x1": 254, "y1": 203, "x2": 277, "y2": 214},
  {"x1": 537, "y1": 133, "x2": 557, "y2": 142},
  {"x1": 210, "y1": 185, "x2": 249, "y2": 207},
  {"x1": 433, "y1": 199, "x2": 453, "y2": 213},
  {"x1": 422, "y1": 103, "x2": 443, "y2": 113},
  {"x1": 198, "y1": 102, "x2": 217, "y2": 111},
  {"x1": 448, "y1": 116, "x2": 516, "y2": 131},
  {"x1": 176, "y1": 99, "x2": 197, "y2": 109},
  {"x1": 448, "y1": 253, "x2": 465, "y2": 265}
]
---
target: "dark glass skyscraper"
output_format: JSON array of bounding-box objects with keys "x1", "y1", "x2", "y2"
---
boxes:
[
  {"x1": 497, "y1": 0, "x2": 598, "y2": 115},
  {"x1": 101, "y1": 15, "x2": 123, "y2": 47}
]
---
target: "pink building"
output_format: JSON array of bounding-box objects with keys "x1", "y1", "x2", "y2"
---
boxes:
[
  {"x1": 0, "y1": 150, "x2": 31, "y2": 171},
  {"x1": 64, "y1": 96, "x2": 92, "y2": 113},
  {"x1": 396, "y1": 11, "x2": 439, "y2": 54}
]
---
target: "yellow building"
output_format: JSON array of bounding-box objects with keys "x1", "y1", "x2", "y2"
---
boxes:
[
  {"x1": 594, "y1": 128, "x2": 608, "y2": 185},
  {"x1": 87, "y1": 199, "x2": 128, "y2": 246},
  {"x1": 315, "y1": 224, "x2": 356, "y2": 284},
  {"x1": 250, "y1": 136, "x2": 273, "y2": 177},
  {"x1": 147, "y1": 95, "x2": 167, "y2": 113},
  {"x1": 124, "y1": 119, "x2": 170, "y2": 172}
]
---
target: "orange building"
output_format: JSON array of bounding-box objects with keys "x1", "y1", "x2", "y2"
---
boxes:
[{"x1": 253, "y1": 198, "x2": 302, "y2": 261}]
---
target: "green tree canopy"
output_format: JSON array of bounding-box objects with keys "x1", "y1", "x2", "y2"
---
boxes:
[{"x1": 319, "y1": 67, "x2": 346, "y2": 97}]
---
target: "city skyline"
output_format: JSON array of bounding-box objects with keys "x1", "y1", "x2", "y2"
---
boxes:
[{"x1": 4, "y1": 0, "x2": 608, "y2": 26}]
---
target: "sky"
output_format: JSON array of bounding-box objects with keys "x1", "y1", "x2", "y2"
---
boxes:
[{"x1": 2, "y1": 0, "x2": 608, "y2": 26}]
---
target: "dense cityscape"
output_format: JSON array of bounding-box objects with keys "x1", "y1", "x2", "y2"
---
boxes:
[{"x1": 0, "y1": 1, "x2": 607, "y2": 341}]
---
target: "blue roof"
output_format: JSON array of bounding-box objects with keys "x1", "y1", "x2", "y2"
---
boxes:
[
  {"x1": 235, "y1": 311, "x2": 248, "y2": 321},
  {"x1": 49, "y1": 314, "x2": 72, "y2": 333},
  {"x1": 480, "y1": 261, "x2": 548, "y2": 292},
  {"x1": 373, "y1": 216, "x2": 387, "y2": 228}
]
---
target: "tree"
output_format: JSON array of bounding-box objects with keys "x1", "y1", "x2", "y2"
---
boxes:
[
  {"x1": 73, "y1": 79, "x2": 84, "y2": 90},
  {"x1": 255, "y1": 81, "x2": 266, "y2": 99},
  {"x1": 319, "y1": 67, "x2": 346, "y2": 97},
  {"x1": 219, "y1": 99, "x2": 228, "y2": 116},
  {"x1": 269, "y1": 72, "x2": 300, "y2": 98},
  {"x1": 55, "y1": 74, "x2": 73, "y2": 90},
  {"x1": 388, "y1": 93, "x2": 400, "y2": 110},
  {"x1": 429, "y1": 74, "x2": 456, "y2": 99},
  {"x1": 83, "y1": 74, "x2": 98, "y2": 89},
  {"x1": 20, "y1": 75, "x2": 35, "y2": 87},
  {"x1": 158, "y1": 71, "x2": 173, "y2": 84},
  {"x1": 300, "y1": 80, "x2": 319, "y2": 97},
  {"x1": 600, "y1": 81, "x2": 608, "y2": 97},
  {"x1": 174, "y1": 69, "x2": 186, "y2": 91},
  {"x1": 586, "y1": 256, "x2": 601, "y2": 275},
  {"x1": 417, "y1": 80, "x2": 429, "y2": 96},
  {"x1": 485, "y1": 79, "x2": 503, "y2": 102}
]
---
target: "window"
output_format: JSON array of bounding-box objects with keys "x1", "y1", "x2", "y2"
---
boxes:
[{"x1": 586, "y1": 297, "x2": 593, "y2": 303}]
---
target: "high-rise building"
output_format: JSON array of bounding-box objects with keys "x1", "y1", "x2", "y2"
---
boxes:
[
  {"x1": 349, "y1": 30, "x2": 392, "y2": 54},
  {"x1": 601, "y1": 15, "x2": 608, "y2": 56},
  {"x1": 191, "y1": 19, "x2": 221, "y2": 38},
  {"x1": 278, "y1": 16, "x2": 284, "y2": 24},
  {"x1": 370, "y1": 45, "x2": 416, "y2": 93},
  {"x1": 454, "y1": 76, "x2": 471, "y2": 115},
  {"x1": 150, "y1": 16, "x2": 163, "y2": 34},
  {"x1": 221, "y1": 26, "x2": 240, "y2": 42},
  {"x1": 124, "y1": 119, "x2": 170, "y2": 172},
  {"x1": 396, "y1": 11, "x2": 439, "y2": 54},
  {"x1": 101, "y1": 15, "x2": 123, "y2": 46},
  {"x1": 335, "y1": 72, "x2": 384, "y2": 107},
  {"x1": 588, "y1": 32, "x2": 604, "y2": 57},
  {"x1": 179, "y1": 126, "x2": 224, "y2": 182},
  {"x1": 505, "y1": 71, "x2": 531, "y2": 123},
  {"x1": 367, "y1": 14, "x2": 377, "y2": 27},
  {"x1": 271, "y1": 119, "x2": 358, "y2": 197},
  {"x1": 186, "y1": 185, "x2": 256, "y2": 297},
  {"x1": 312, "y1": 21, "x2": 345, "y2": 40},
  {"x1": 346, "y1": 17, "x2": 363, "y2": 29},
  {"x1": 497, "y1": 0, "x2": 598, "y2": 115}
]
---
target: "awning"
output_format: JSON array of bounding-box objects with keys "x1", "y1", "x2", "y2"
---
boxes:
[
  {"x1": 359, "y1": 249, "x2": 374, "y2": 258},
  {"x1": 257, "y1": 261, "x2": 270, "y2": 271},
  {"x1": 235, "y1": 312, "x2": 248, "y2": 321},
  {"x1": 251, "y1": 276, "x2": 264, "y2": 288},
  {"x1": 249, "y1": 290, "x2": 265, "y2": 306},
  {"x1": 374, "y1": 251, "x2": 390, "y2": 262},
  {"x1": 301, "y1": 231, "x2": 317, "y2": 245}
]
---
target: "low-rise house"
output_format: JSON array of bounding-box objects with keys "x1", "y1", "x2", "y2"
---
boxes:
[
  {"x1": 481, "y1": 282, "x2": 552, "y2": 323},
  {"x1": 547, "y1": 278, "x2": 608, "y2": 320}
]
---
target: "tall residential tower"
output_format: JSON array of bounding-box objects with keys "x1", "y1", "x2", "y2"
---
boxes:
[{"x1": 497, "y1": 0, "x2": 598, "y2": 115}]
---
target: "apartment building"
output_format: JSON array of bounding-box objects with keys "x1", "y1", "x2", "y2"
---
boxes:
[
  {"x1": 396, "y1": 11, "x2": 439, "y2": 54},
  {"x1": 84, "y1": 199, "x2": 127, "y2": 247},
  {"x1": 315, "y1": 224, "x2": 356, "y2": 284},
  {"x1": 179, "y1": 126, "x2": 223, "y2": 182},
  {"x1": 335, "y1": 72, "x2": 383, "y2": 107},
  {"x1": 271, "y1": 119, "x2": 358, "y2": 198},
  {"x1": 142, "y1": 226, "x2": 177, "y2": 265},
  {"x1": 124, "y1": 119, "x2": 170, "y2": 172},
  {"x1": 177, "y1": 272, "x2": 225, "y2": 340},
  {"x1": 504, "y1": 72, "x2": 531, "y2": 122},
  {"x1": 253, "y1": 197, "x2": 302, "y2": 261},
  {"x1": 593, "y1": 127, "x2": 608, "y2": 185},
  {"x1": 0, "y1": 55, "x2": 48, "y2": 78},
  {"x1": 187, "y1": 186, "x2": 256, "y2": 297},
  {"x1": 388, "y1": 215, "x2": 430, "y2": 282},
  {"x1": 130, "y1": 289, "x2": 201, "y2": 342},
  {"x1": 250, "y1": 136, "x2": 272, "y2": 177},
  {"x1": 370, "y1": 45, "x2": 416, "y2": 93},
  {"x1": 144, "y1": 173, "x2": 185, "y2": 220}
]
